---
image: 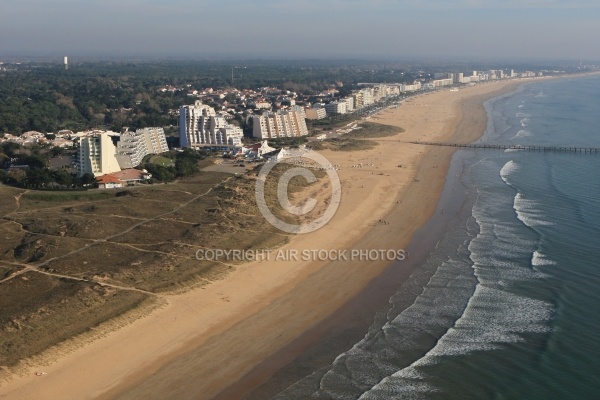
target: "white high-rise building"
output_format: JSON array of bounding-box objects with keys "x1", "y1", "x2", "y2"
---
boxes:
[
  {"x1": 290, "y1": 105, "x2": 306, "y2": 119},
  {"x1": 115, "y1": 132, "x2": 146, "y2": 169},
  {"x1": 343, "y1": 97, "x2": 355, "y2": 112},
  {"x1": 431, "y1": 78, "x2": 453, "y2": 88},
  {"x1": 400, "y1": 82, "x2": 422, "y2": 92},
  {"x1": 304, "y1": 106, "x2": 326, "y2": 120},
  {"x1": 115, "y1": 127, "x2": 169, "y2": 169},
  {"x1": 361, "y1": 88, "x2": 374, "y2": 106},
  {"x1": 77, "y1": 133, "x2": 121, "y2": 177},
  {"x1": 138, "y1": 127, "x2": 169, "y2": 154},
  {"x1": 373, "y1": 84, "x2": 390, "y2": 101},
  {"x1": 352, "y1": 92, "x2": 364, "y2": 109},
  {"x1": 253, "y1": 109, "x2": 308, "y2": 139},
  {"x1": 179, "y1": 101, "x2": 243, "y2": 147},
  {"x1": 325, "y1": 101, "x2": 347, "y2": 115},
  {"x1": 352, "y1": 88, "x2": 376, "y2": 108}
]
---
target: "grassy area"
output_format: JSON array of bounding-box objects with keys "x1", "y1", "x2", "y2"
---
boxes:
[
  {"x1": 265, "y1": 136, "x2": 309, "y2": 148},
  {"x1": 346, "y1": 122, "x2": 405, "y2": 138},
  {"x1": 0, "y1": 272, "x2": 149, "y2": 368},
  {"x1": 306, "y1": 122, "x2": 403, "y2": 152},
  {"x1": 0, "y1": 264, "x2": 18, "y2": 280},
  {"x1": 197, "y1": 157, "x2": 216, "y2": 169},
  {"x1": 306, "y1": 138, "x2": 378, "y2": 152},
  {"x1": 147, "y1": 154, "x2": 174, "y2": 167},
  {"x1": 0, "y1": 164, "x2": 332, "y2": 367},
  {"x1": 306, "y1": 114, "x2": 357, "y2": 132},
  {"x1": 21, "y1": 190, "x2": 114, "y2": 204},
  {"x1": 0, "y1": 186, "x2": 25, "y2": 215}
]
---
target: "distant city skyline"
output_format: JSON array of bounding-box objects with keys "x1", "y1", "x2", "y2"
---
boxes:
[{"x1": 1, "y1": 0, "x2": 599, "y2": 61}]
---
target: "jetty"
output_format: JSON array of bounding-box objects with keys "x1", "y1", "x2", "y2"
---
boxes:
[{"x1": 409, "y1": 141, "x2": 600, "y2": 154}]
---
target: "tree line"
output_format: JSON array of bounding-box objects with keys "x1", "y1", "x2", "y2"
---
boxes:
[
  {"x1": 0, "y1": 61, "x2": 414, "y2": 135},
  {"x1": 143, "y1": 149, "x2": 208, "y2": 183}
]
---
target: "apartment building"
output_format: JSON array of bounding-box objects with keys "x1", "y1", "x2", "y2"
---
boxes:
[
  {"x1": 325, "y1": 101, "x2": 347, "y2": 115},
  {"x1": 77, "y1": 133, "x2": 121, "y2": 177},
  {"x1": 179, "y1": 101, "x2": 243, "y2": 147},
  {"x1": 115, "y1": 127, "x2": 169, "y2": 169},
  {"x1": 304, "y1": 106, "x2": 327, "y2": 120},
  {"x1": 253, "y1": 108, "x2": 308, "y2": 139}
]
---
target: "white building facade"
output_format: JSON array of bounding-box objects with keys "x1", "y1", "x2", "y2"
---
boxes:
[
  {"x1": 77, "y1": 133, "x2": 122, "y2": 177},
  {"x1": 138, "y1": 127, "x2": 169, "y2": 154},
  {"x1": 180, "y1": 101, "x2": 243, "y2": 147},
  {"x1": 304, "y1": 106, "x2": 326, "y2": 120},
  {"x1": 253, "y1": 109, "x2": 309, "y2": 139},
  {"x1": 116, "y1": 127, "x2": 169, "y2": 169},
  {"x1": 325, "y1": 101, "x2": 347, "y2": 115}
]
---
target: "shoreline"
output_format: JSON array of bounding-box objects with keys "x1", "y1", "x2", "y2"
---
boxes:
[
  {"x1": 214, "y1": 143, "x2": 474, "y2": 399},
  {"x1": 0, "y1": 79, "x2": 531, "y2": 400},
  {"x1": 212, "y1": 80, "x2": 528, "y2": 399}
]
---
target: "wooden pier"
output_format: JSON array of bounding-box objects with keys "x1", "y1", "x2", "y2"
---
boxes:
[{"x1": 409, "y1": 141, "x2": 600, "y2": 154}]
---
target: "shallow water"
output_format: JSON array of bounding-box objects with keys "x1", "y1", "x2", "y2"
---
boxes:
[{"x1": 268, "y1": 76, "x2": 600, "y2": 399}]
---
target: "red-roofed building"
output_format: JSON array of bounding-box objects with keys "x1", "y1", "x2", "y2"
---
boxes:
[
  {"x1": 95, "y1": 169, "x2": 152, "y2": 189},
  {"x1": 96, "y1": 174, "x2": 124, "y2": 189},
  {"x1": 111, "y1": 169, "x2": 152, "y2": 183}
]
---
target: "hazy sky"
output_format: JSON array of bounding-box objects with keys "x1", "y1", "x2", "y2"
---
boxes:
[{"x1": 1, "y1": 0, "x2": 599, "y2": 60}]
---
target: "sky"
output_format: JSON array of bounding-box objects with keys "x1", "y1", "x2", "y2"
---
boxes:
[{"x1": 1, "y1": 0, "x2": 599, "y2": 61}]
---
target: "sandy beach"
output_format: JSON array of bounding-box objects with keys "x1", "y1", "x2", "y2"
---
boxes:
[{"x1": 0, "y1": 79, "x2": 529, "y2": 400}]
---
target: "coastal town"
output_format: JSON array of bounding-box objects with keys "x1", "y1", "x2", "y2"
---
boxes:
[
  {"x1": 3, "y1": 66, "x2": 590, "y2": 399},
  {"x1": 2, "y1": 0, "x2": 600, "y2": 397},
  {"x1": 0, "y1": 65, "x2": 555, "y2": 189}
]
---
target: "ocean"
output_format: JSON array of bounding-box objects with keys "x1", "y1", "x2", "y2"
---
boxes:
[{"x1": 265, "y1": 76, "x2": 600, "y2": 399}]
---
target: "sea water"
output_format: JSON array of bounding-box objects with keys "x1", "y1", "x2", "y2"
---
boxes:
[{"x1": 269, "y1": 76, "x2": 600, "y2": 399}]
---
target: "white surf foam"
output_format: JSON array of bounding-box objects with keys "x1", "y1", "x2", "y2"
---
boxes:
[
  {"x1": 358, "y1": 287, "x2": 553, "y2": 399},
  {"x1": 532, "y1": 250, "x2": 557, "y2": 267},
  {"x1": 514, "y1": 193, "x2": 554, "y2": 227},
  {"x1": 277, "y1": 157, "x2": 554, "y2": 400},
  {"x1": 511, "y1": 129, "x2": 532, "y2": 139},
  {"x1": 356, "y1": 187, "x2": 553, "y2": 399},
  {"x1": 500, "y1": 160, "x2": 519, "y2": 184}
]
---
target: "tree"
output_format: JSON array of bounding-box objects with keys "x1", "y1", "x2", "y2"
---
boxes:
[
  {"x1": 7, "y1": 169, "x2": 27, "y2": 185},
  {"x1": 1, "y1": 142, "x2": 20, "y2": 158},
  {"x1": 50, "y1": 146, "x2": 65, "y2": 157},
  {"x1": 25, "y1": 168, "x2": 52, "y2": 187},
  {"x1": 16, "y1": 154, "x2": 47, "y2": 169},
  {"x1": 52, "y1": 170, "x2": 74, "y2": 186},
  {"x1": 145, "y1": 163, "x2": 175, "y2": 182},
  {"x1": 224, "y1": 93, "x2": 237, "y2": 104},
  {"x1": 80, "y1": 173, "x2": 96, "y2": 186},
  {"x1": 175, "y1": 157, "x2": 198, "y2": 177}
]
